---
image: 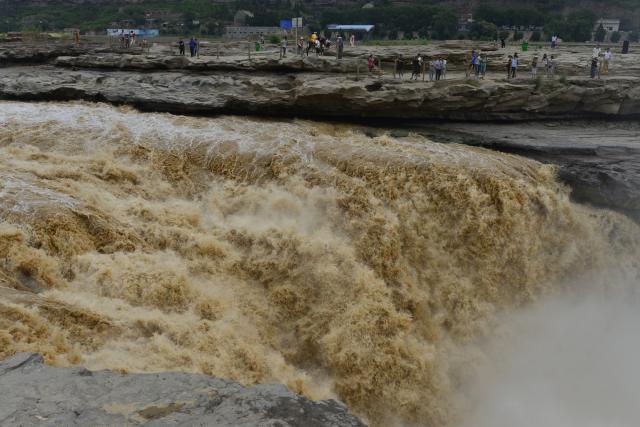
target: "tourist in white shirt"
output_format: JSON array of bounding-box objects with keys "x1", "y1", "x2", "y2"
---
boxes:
[
  {"x1": 603, "y1": 48, "x2": 612, "y2": 74},
  {"x1": 592, "y1": 44, "x2": 601, "y2": 59}
]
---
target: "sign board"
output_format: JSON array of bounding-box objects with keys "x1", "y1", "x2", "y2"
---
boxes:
[
  {"x1": 292, "y1": 17, "x2": 303, "y2": 28},
  {"x1": 280, "y1": 20, "x2": 292, "y2": 29}
]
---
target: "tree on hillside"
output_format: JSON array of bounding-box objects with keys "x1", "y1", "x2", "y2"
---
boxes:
[
  {"x1": 594, "y1": 23, "x2": 606, "y2": 42},
  {"x1": 431, "y1": 9, "x2": 457, "y2": 40},
  {"x1": 470, "y1": 20, "x2": 497, "y2": 40},
  {"x1": 544, "y1": 10, "x2": 596, "y2": 42}
]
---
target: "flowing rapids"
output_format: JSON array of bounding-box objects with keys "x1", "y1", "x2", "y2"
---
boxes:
[{"x1": 1, "y1": 101, "x2": 639, "y2": 426}]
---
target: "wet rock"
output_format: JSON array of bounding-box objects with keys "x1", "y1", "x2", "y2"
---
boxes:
[
  {"x1": 0, "y1": 353, "x2": 366, "y2": 426},
  {"x1": 421, "y1": 121, "x2": 640, "y2": 222}
]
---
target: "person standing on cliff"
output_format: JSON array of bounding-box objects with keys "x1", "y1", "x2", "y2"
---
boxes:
[
  {"x1": 178, "y1": 39, "x2": 185, "y2": 56},
  {"x1": 548, "y1": 55, "x2": 556, "y2": 77},
  {"x1": 500, "y1": 36, "x2": 506, "y2": 49},
  {"x1": 337, "y1": 36, "x2": 344, "y2": 60},
  {"x1": 510, "y1": 53, "x2": 519, "y2": 78},
  {"x1": 469, "y1": 50, "x2": 478, "y2": 79},
  {"x1": 603, "y1": 48, "x2": 612, "y2": 74},
  {"x1": 306, "y1": 33, "x2": 315, "y2": 56},
  {"x1": 367, "y1": 54, "x2": 375, "y2": 73},
  {"x1": 189, "y1": 37, "x2": 196, "y2": 57},
  {"x1": 411, "y1": 55, "x2": 420, "y2": 80},
  {"x1": 298, "y1": 37, "x2": 304, "y2": 56},
  {"x1": 506, "y1": 55, "x2": 513, "y2": 79},
  {"x1": 428, "y1": 58, "x2": 435, "y2": 81},
  {"x1": 396, "y1": 55, "x2": 404, "y2": 78},
  {"x1": 435, "y1": 58, "x2": 444, "y2": 81},
  {"x1": 479, "y1": 54, "x2": 487, "y2": 79},
  {"x1": 590, "y1": 56, "x2": 599, "y2": 78},
  {"x1": 350, "y1": 34, "x2": 355, "y2": 47},
  {"x1": 281, "y1": 36, "x2": 288, "y2": 58},
  {"x1": 531, "y1": 54, "x2": 539, "y2": 78}
]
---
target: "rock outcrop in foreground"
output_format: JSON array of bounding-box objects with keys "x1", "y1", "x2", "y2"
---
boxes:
[{"x1": 0, "y1": 353, "x2": 366, "y2": 427}]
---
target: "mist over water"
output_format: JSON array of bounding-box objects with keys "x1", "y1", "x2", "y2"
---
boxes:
[
  {"x1": 0, "y1": 101, "x2": 638, "y2": 426},
  {"x1": 457, "y1": 278, "x2": 640, "y2": 427}
]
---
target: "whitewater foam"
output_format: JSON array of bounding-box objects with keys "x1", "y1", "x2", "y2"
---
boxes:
[{"x1": 1, "y1": 101, "x2": 638, "y2": 426}]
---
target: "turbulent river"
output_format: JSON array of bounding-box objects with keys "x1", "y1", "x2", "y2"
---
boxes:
[{"x1": 1, "y1": 101, "x2": 639, "y2": 426}]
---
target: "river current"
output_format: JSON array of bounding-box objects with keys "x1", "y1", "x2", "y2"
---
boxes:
[{"x1": 1, "y1": 101, "x2": 639, "y2": 426}]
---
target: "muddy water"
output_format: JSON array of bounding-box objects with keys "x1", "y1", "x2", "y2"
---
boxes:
[{"x1": 1, "y1": 101, "x2": 639, "y2": 426}]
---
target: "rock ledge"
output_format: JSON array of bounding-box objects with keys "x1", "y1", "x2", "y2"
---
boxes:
[{"x1": 0, "y1": 352, "x2": 366, "y2": 427}]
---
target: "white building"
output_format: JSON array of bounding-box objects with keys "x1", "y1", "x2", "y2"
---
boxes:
[{"x1": 594, "y1": 19, "x2": 620, "y2": 32}]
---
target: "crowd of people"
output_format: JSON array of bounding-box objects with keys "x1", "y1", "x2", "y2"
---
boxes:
[
  {"x1": 115, "y1": 30, "x2": 149, "y2": 51},
  {"x1": 118, "y1": 30, "x2": 137, "y2": 49},
  {"x1": 166, "y1": 30, "x2": 621, "y2": 83},
  {"x1": 589, "y1": 44, "x2": 614, "y2": 78}
]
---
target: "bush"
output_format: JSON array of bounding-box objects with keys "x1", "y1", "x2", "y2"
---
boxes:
[
  {"x1": 470, "y1": 20, "x2": 497, "y2": 40},
  {"x1": 499, "y1": 30, "x2": 510, "y2": 40},
  {"x1": 530, "y1": 31, "x2": 541, "y2": 42},
  {"x1": 268, "y1": 34, "x2": 280, "y2": 44},
  {"x1": 513, "y1": 31, "x2": 523, "y2": 41},
  {"x1": 610, "y1": 31, "x2": 621, "y2": 43},
  {"x1": 545, "y1": 10, "x2": 596, "y2": 42},
  {"x1": 431, "y1": 9, "x2": 458, "y2": 40},
  {"x1": 559, "y1": 73, "x2": 568, "y2": 84}
]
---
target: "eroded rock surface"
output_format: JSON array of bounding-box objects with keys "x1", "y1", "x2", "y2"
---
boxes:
[
  {"x1": 0, "y1": 353, "x2": 366, "y2": 427},
  {"x1": 1, "y1": 65, "x2": 639, "y2": 120}
]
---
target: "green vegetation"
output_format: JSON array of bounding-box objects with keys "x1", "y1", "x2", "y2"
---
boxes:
[
  {"x1": 268, "y1": 34, "x2": 281, "y2": 44},
  {"x1": 544, "y1": 11, "x2": 597, "y2": 42},
  {"x1": 594, "y1": 24, "x2": 606, "y2": 42},
  {"x1": 469, "y1": 20, "x2": 497, "y2": 40},
  {"x1": 2, "y1": 0, "x2": 234, "y2": 33},
  {"x1": 559, "y1": 73, "x2": 568, "y2": 84},
  {"x1": 2, "y1": 0, "x2": 639, "y2": 38},
  {"x1": 611, "y1": 31, "x2": 621, "y2": 42}
]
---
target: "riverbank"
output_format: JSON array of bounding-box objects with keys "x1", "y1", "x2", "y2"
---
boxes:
[{"x1": 2, "y1": 40, "x2": 640, "y2": 121}]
